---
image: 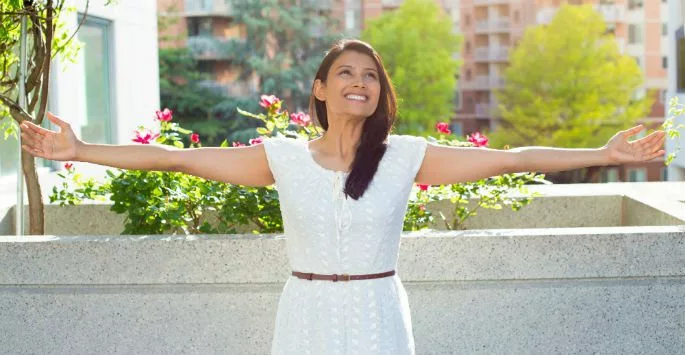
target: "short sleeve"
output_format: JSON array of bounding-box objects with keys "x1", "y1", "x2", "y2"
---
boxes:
[
  {"x1": 390, "y1": 134, "x2": 428, "y2": 181},
  {"x1": 262, "y1": 136, "x2": 285, "y2": 187}
]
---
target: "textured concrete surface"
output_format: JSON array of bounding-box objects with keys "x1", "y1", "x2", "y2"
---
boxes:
[
  {"x1": 2, "y1": 182, "x2": 684, "y2": 235},
  {"x1": 1, "y1": 226, "x2": 683, "y2": 354}
]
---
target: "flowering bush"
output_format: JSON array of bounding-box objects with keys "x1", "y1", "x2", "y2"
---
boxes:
[
  {"x1": 403, "y1": 123, "x2": 548, "y2": 231},
  {"x1": 52, "y1": 94, "x2": 547, "y2": 234}
]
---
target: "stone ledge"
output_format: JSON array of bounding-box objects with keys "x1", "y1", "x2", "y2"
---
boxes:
[{"x1": 1, "y1": 226, "x2": 683, "y2": 285}]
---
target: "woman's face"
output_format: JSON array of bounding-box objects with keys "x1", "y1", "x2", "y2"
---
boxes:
[{"x1": 315, "y1": 50, "x2": 382, "y2": 121}]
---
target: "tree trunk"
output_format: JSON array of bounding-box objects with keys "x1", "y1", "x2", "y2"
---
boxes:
[{"x1": 21, "y1": 149, "x2": 44, "y2": 235}]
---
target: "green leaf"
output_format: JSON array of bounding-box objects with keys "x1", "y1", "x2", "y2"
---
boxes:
[
  {"x1": 220, "y1": 139, "x2": 229, "y2": 148},
  {"x1": 173, "y1": 140, "x2": 184, "y2": 149}
]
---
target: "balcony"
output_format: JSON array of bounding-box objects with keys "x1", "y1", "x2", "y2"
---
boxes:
[
  {"x1": 187, "y1": 36, "x2": 245, "y2": 60},
  {"x1": 473, "y1": 46, "x2": 510, "y2": 62},
  {"x1": 197, "y1": 80, "x2": 257, "y2": 98},
  {"x1": 475, "y1": 17, "x2": 510, "y2": 34},
  {"x1": 474, "y1": 102, "x2": 500, "y2": 117},
  {"x1": 595, "y1": 4, "x2": 624, "y2": 23},
  {"x1": 473, "y1": 0, "x2": 510, "y2": 5},
  {"x1": 184, "y1": 0, "x2": 233, "y2": 17},
  {"x1": 382, "y1": 0, "x2": 404, "y2": 7}
]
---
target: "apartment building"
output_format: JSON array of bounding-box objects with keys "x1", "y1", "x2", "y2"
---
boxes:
[
  {"x1": 338, "y1": 0, "x2": 670, "y2": 182},
  {"x1": 665, "y1": 0, "x2": 685, "y2": 181},
  {"x1": 157, "y1": 0, "x2": 259, "y2": 98}
]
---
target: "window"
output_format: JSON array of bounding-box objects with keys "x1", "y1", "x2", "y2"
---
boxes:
[
  {"x1": 600, "y1": 168, "x2": 620, "y2": 183},
  {"x1": 454, "y1": 89, "x2": 462, "y2": 110},
  {"x1": 514, "y1": 11, "x2": 519, "y2": 23},
  {"x1": 628, "y1": 0, "x2": 643, "y2": 10},
  {"x1": 628, "y1": 24, "x2": 643, "y2": 44},
  {"x1": 450, "y1": 122, "x2": 463, "y2": 137},
  {"x1": 465, "y1": 68, "x2": 472, "y2": 81},
  {"x1": 465, "y1": 41, "x2": 471, "y2": 54},
  {"x1": 344, "y1": 0, "x2": 361, "y2": 31},
  {"x1": 660, "y1": 167, "x2": 668, "y2": 181},
  {"x1": 627, "y1": 168, "x2": 647, "y2": 182},
  {"x1": 663, "y1": 23, "x2": 668, "y2": 36},
  {"x1": 464, "y1": 14, "x2": 470, "y2": 27},
  {"x1": 663, "y1": 56, "x2": 668, "y2": 69},
  {"x1": 677, "y1": 28, "x2": 685, "y2": 92},
  {"x1": 77, "y1": 14, "x2": 114, "y2": 145},
  {"x1": 633, "y1": 56, "x2": 641, "y2": 66},
  {"x1": 187, "y1": 18, "x2": 212, "y2": 36}
]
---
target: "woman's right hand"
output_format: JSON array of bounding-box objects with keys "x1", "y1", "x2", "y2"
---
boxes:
[{"x1": 19, "y1": 111, "x2": 81, "y2": 161}]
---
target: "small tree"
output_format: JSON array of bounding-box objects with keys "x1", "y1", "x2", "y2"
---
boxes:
[
  {"x1": 491, "y1": 4, "x2": 650, "y2": 150},
  {"x1": 209, "y1": 0, "x2": 342, "y2": 142},
  {"x1": 0, "y1": 0, "x2": 114, "y2": 234},
  {"x1": 361, "y1": 0, "x2": 462, "y2": 136}
]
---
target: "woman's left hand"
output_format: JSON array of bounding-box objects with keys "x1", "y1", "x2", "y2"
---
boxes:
[{"x1": 603, "y1": 124, "x2": 666, "y2": 164}]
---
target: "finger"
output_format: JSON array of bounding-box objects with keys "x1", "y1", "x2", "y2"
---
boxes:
[
  {"x1": 646, "y1": 150, "x2": 665, "y2": 160},
  {"x1": 21, "y1": 144, "x2": 44, "y2": 157},
  {"x1": 20, "y1": 120, "x2": 49, "y2": 136},
  {"x1": 624, "y1": 124, "x2": 644, "y2": 138},
  {"x1": 46, "y1": 111, "x2": 71, "y2": 130},
  {"x1": 635, "y1": 130, "x2": 662, "y2": 147},
  {"x1": 20, "y1": 132, "x2": 39, "y2": 147}
]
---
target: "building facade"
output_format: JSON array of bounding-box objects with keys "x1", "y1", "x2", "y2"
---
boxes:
[
  {"x1": 0, "y1": 0, "x2": 160, "y2": 200},
  {"x1": 665, "y1": 0, "x2": 685, "y2": 181},
  {"x1": 337, "y1": 0, "x2": 670, "y2": 182}
]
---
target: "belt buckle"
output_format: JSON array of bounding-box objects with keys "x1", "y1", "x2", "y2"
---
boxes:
[{"x1": 333, "y1": 273, "x2": 350, "y2": 282}]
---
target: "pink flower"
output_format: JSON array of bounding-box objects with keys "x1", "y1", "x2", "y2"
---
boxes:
[
  {"x1": 417, "y1": 184, "x2": 429, "y2": 191},
  {"x1": 190, "y1": 133, "x2": 200, "y2": 144},
  {"x1": 64, "y1": 162, "x2": 73, "y2": 170},
  {"x1": 467, "y1": 132, "x2": 489, "y2": 147},
  {"x1": 155, "y1": 108, "x2": 173, "y2": 122},
  {"x1": 259, "y1": 95, "x2": 281, "y2": 109},
  {"x1": 290, "y1": 112, "x2": 311, "y2": 126},
  {"x1": 132, "y1": 129, "x2": 160, "y2": 144},
  {"x1": 232, "y1": 141, "x2": 246, "y2": 147},
  {"x1": 419, "y1": 204, "x2": 426, "y2": 211},
  {"x1": 435, "y1": 122, "x2": 451, "y2": 134},
  {"x1": 249, "y1": 137, "x2": 264, "y2": 145}
]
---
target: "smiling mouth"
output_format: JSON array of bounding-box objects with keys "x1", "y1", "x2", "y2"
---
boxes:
[{"x1": 345, "y1": 94, "x2": 368, "y2": 102}]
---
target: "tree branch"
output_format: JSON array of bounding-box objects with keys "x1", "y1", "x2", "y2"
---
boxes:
[
  {"x1": 52, "y1": 0, "x2": 89, "y2": 59},
  {"x1": 0, "y1": 94, "x2": 34, "y2": 123},
  {"x1": 35, "y1": 0, "x2": 55, "y2": 125}
]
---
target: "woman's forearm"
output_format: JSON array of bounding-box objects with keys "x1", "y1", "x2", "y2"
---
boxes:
[
  {"x1": 509, "y1": 146, "x2": 611, "y2": 173},
  {"x1": 75, "y1": 142, "x2": 179, "y2": 171}
]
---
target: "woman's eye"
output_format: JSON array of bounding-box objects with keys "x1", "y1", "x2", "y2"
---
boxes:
[
  {"x1": 340, "y1": 70, "x2": 351, "y2": 76},
  {"x1": 366, "y1": 73, "x2": 377, "y2": 79}
]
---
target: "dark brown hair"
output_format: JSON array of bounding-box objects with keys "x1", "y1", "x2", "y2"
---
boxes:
[{"x1": 308, "y1": 39, "x2": 397, "y2": 200}]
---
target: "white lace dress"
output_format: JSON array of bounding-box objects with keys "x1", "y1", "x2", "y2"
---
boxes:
[{"x1": 262, "y1": 134, "x2": 428, "y2": 355}]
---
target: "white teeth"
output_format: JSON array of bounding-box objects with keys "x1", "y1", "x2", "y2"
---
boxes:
[{"x1": 345, "y1": 94, "x2": 367, "y2": 101}]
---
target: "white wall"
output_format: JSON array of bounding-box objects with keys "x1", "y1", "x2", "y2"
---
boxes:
[
  {"x1": 665, "y1": 0, "x2": 685, "y2": 181},
  {"x1": 0, "y1": 0, "x2": 160, "y2": 204}
]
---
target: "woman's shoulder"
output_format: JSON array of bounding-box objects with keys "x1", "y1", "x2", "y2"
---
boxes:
[{"x1": 387, "y1": 134, "x2": 427, "y2": 148}]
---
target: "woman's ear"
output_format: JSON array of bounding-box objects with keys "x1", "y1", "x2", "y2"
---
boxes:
[{"x1": 313, "y1": 79, "x2": 326, "y2": 101}]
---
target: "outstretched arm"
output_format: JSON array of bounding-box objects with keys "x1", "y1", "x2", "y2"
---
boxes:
[
  {"x1": 20, "y1": 112, "x2": 274, "y2": 187},
  {"x1": 415, "y1": 124, "x2": 666, "y2": 185}
]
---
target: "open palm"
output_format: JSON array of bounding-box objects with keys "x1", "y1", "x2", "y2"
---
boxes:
[
  {"x1": 604, "y1": 124, "x2": 666, "y2": 164},
  {"x1": 19, "y1": 112, "x2": 80, "y2": 161}
]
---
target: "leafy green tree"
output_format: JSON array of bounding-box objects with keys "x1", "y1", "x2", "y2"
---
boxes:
[
  {"x1": 361, "y1": 0, "x2": 462, "y2": 136},
  {"x1": 490, "y1": 4, "x2": 651, "y2": 153},
  {"x1": 0, "y1": 0, "x2": 115, "y2": 234},
  {"x1": 206, "y1": 0, "x2": 342, "y2": 142}
]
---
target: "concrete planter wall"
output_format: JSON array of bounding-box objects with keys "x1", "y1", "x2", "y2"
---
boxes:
[{"x1": 1, "y1": 182, "x2": 684, "y2": 353}]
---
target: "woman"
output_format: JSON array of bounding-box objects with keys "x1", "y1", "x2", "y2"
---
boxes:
[{"x1": 19, "y1": 39, "x2": 665, "y2": 354}]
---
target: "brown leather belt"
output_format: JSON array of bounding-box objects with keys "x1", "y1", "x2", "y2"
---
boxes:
[{"x1": 292, "y1": 270, "x2": 395, "y2": 282}]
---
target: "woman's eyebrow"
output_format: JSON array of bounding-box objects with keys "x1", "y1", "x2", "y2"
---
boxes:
[{"x1": 335, "y1": 64, "x2": 378, "y2": 72}]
